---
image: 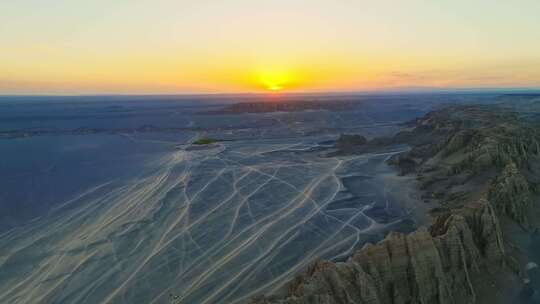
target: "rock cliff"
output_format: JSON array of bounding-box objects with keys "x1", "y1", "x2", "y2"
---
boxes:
[
  {"x1": 251, "y1": 201, "x2": 503, "y2": 304},
  {"x1": 251, "y1": 105, "x2": 539, "y2": 304}
]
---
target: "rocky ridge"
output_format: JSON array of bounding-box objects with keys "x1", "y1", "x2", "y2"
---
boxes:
[{"x1": 251, "y1": 105, "x2": 540, "y2": 304}]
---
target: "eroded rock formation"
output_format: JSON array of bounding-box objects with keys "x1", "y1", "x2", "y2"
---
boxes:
[
  {"x1": 251, "y1": 200, "x2": 503, "y2": 304},
  {"x1": 252, "y1": 105, "x2": 539, "y2": 304}
]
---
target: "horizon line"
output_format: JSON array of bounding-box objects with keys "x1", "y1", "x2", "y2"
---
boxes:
[{"x1": 1, "y1": 86, "x2": 540, "y2": 98}]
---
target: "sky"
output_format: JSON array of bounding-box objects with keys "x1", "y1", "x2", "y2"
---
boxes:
[{"x1": 1, "y1": 0, "x2": 540, "y2": 95}]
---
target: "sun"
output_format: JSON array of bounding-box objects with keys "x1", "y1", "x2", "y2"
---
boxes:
[
  {"x1": 268, "y1": 84, "x2": 284, "y2": 91},
  {"x1": 256, "y1": 69, "x2": 293, "y2": 92}
]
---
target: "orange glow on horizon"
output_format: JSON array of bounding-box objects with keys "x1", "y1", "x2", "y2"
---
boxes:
[
  {"x1": 1, "y1": 1, "x2": 540, "y2": 95},
  {"x1": 256, "y1": 68, "x2": 296, "y2": 92}
]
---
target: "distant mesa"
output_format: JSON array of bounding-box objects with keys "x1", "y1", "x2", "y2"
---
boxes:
[{"x1": 202, "y1": 100, "x2": 357, "y2": 114}]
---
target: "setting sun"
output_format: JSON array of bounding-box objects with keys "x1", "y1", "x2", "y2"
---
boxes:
[{"x1": 257, "y1": 69, "x2": 295, "y2": 92}]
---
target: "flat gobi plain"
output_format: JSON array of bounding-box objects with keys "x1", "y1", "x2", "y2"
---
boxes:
[{"x1": 2, "y1": 93, "x2": 540, "y2": 304}]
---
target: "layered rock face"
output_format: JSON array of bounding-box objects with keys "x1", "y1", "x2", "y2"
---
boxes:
[
  {"x1": 252, "y1": 105, "x2": 538, "y2": 304},
  {"x1": 489, "y1": 162, "x2": 532, "y2": 224},
  {"x1": 251, "y1": 202, "x2": 503, "y2": 304}
]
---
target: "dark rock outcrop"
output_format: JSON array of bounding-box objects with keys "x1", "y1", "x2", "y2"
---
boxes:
[
  {"x1": 335, "y1": 134, "x2": 368, "y2": 152},
  {"x1": 386, "y1": 154, "x2": 418, "y2": 175}
]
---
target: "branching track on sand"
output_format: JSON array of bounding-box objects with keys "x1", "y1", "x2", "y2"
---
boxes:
[{"x1": 0, "y1": 139, "x2": 410, "y2": 304}]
